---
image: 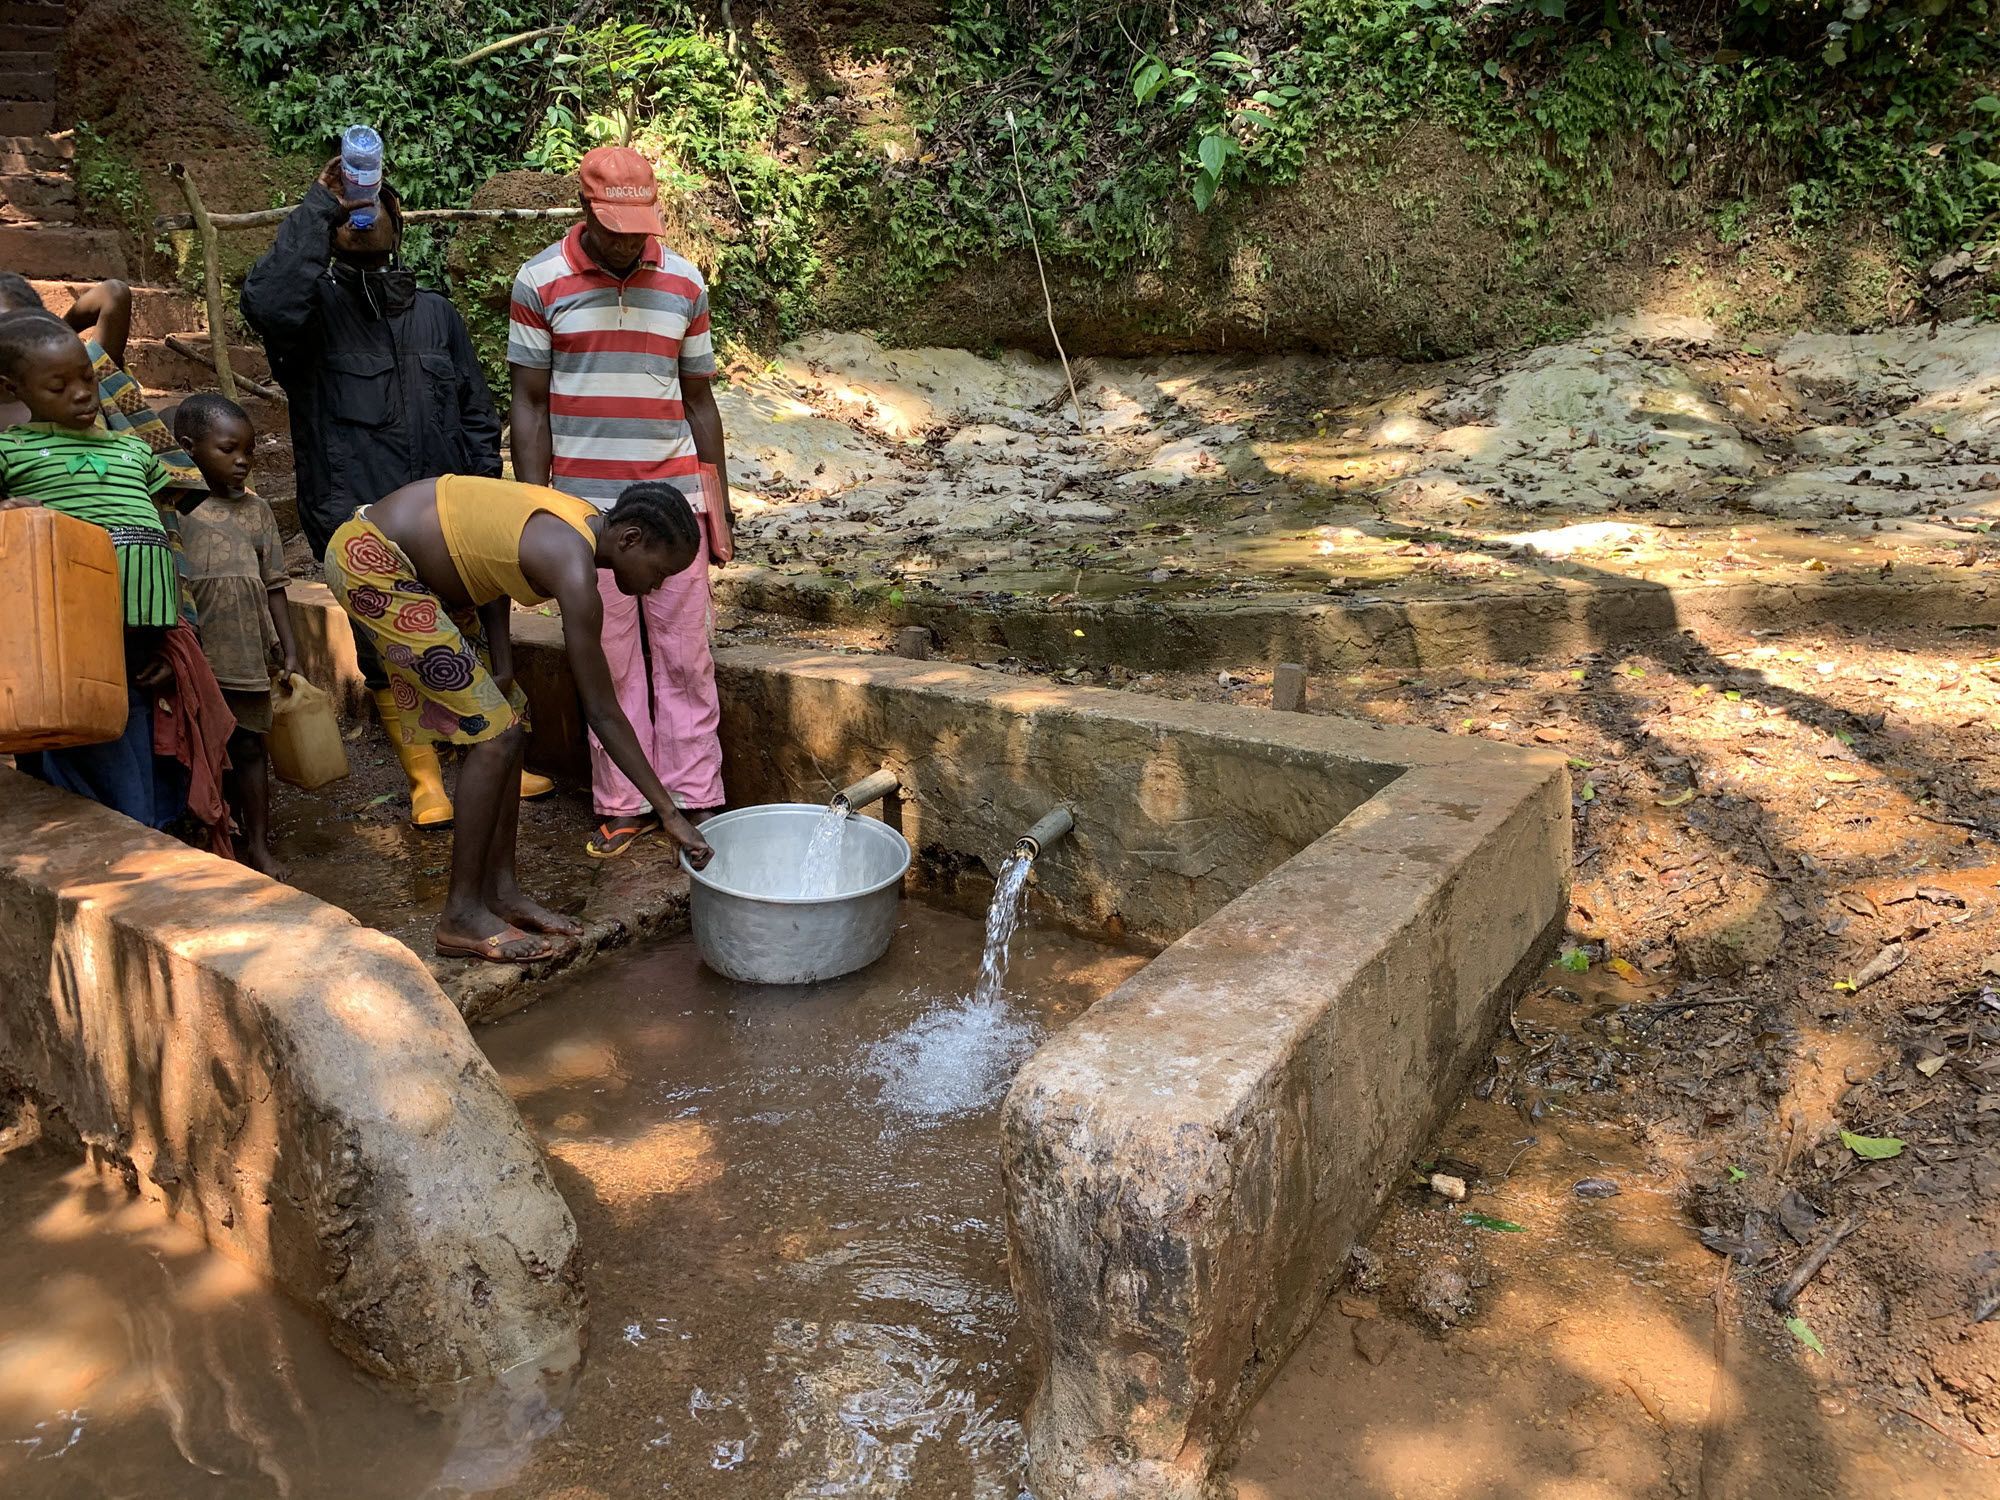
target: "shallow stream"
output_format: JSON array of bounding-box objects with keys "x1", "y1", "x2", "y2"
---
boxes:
[{"x1": 0, "y1": 902, "x2": 1144, "y2": 1499}]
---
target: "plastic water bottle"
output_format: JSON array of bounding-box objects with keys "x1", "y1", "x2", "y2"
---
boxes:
[{"x1": 339, "y1": 124, "x2": 383, "y2": 230}]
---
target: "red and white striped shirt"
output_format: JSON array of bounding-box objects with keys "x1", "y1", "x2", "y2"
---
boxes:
[{"x1": 507, "y1": 225, "x2": 717, "y2": 507}]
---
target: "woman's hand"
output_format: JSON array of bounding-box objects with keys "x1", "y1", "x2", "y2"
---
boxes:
[
  {"x1": 664, "y1": 809, "x2": 713, "y2": 869},
  {"x1": 0, "y1": 497, "x2": 43, "y2": 512},
  {"x1": 133, "y1": 653, "x2": 173, "y2": 690},
  {"x1": 317, "y1": 156, "x2": 375, "y2": 217},
  {"x1": 281, "y1": 650, "x2": 301, "y2": 681}
]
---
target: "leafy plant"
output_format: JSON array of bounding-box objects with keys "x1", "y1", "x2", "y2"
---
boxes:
[{"x1": 72, "y1": 123, "x2": 155, "y2": 254}]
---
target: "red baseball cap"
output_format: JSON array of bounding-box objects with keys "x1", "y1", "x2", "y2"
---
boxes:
[{"x1": 578, "y1": 146, "x2": 666, "y2": 235}]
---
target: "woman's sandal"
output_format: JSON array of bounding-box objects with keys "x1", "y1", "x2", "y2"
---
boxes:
[
  {"x1": 586, "y1": 813, "x2": 660, "y2": 858},
  {"x1": 436, "y1": 925, "x2": 557, "y2": 965}
]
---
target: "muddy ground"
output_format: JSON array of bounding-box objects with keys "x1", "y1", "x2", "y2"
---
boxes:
[{"x1": 702, "y1": 315, "x2": 2000, "y2": 638}]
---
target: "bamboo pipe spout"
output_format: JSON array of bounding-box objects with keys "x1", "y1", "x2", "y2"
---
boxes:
[
  {"x1": 831, "y1": 769, "x2": 900, "y2": 814},
  {"x1": 1013, "y1": 807, "x2": 1074, "y2": 860}
]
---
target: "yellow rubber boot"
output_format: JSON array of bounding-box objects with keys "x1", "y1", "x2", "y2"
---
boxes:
[
  {"x1": 371, "y1": 688, "x2": 453, "y2": 828},
  {"x1": 520, "y1": 770, "x2": 555, "y2": 800}
]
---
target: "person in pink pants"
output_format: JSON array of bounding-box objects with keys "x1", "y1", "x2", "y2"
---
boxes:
[{"x1": 588, "y1": 527, "x2": 724, "y2": 821}]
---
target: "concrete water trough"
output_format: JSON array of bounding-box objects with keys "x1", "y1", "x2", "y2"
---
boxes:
[
  {"x1": 712, "y1": 647, "x2": 1570, "y2": 1499},
  {"x1": 0, "y1": 633, "x2": 1566, "y2": 1497}
]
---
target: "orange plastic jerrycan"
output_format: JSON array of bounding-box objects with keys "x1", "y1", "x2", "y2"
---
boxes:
[
  {"x1": 267, "y1": 672, "x2": 351, "y2": 790},
  {"x1": 0, "y1": 506, "x2": 128, "y2": 753}
]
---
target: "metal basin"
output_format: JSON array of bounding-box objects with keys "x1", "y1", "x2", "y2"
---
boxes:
[{"x1": 682, "y1": 804, "x2": 911, "y2": 984}]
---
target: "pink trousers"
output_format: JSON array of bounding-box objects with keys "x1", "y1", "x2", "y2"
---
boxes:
[{"x1": 589, "y1": 538, "x2": 725, "y2": 816}]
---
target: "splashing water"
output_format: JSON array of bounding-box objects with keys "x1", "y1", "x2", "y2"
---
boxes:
[
  {"x1": 973, "y1": 854, "x2": 1033, "y2": 1007},
  {"x1": 798, "y1": 802, "x2": 850, "y2": 897},
  {"x1": 869, "y1": 853, "x2": 1041, "y2": 1120},
  {"x1": 869, "y1": 990, "x2": 1039, "y2": 1118}
]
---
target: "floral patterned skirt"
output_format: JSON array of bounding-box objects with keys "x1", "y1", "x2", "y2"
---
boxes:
[{"x1": 323, "y1": 511, "x2": 528, "y2": 746}]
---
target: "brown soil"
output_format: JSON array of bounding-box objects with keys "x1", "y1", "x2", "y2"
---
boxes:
[{"x1": 55, "y1": 0, "x2": 313, "y2": 307}]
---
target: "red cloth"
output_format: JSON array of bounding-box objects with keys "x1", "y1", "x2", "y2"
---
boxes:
[{"x1": 151, "y1": 624, "x2": 236, "y2": 858}]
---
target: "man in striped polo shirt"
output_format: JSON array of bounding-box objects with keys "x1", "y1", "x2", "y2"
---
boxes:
[{"x1": 508, "y1": 146, "x2": 733, "y2": 857}]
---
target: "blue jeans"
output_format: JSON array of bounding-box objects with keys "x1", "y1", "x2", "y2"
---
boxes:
[{"x1": 17, "y1": 686, "x2": 188, "y2": 830}]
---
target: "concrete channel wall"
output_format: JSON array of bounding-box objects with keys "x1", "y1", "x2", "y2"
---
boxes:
[
  {"x1": 713, "y1": 647, "x2": 1401, "y2": 942},
  {"x1": 706, "y1": 650, "x2": 1570, "y2": 1499},
  {"x1": 0, "y1": 768, "x2": 584, "y2": 1388}
]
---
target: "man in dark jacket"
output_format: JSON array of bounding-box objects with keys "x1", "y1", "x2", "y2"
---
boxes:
[{"x1": 241, "y1": 158, "x2": 547, "y2": 824}]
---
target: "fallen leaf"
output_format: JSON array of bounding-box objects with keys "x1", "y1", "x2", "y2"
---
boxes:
[
  {"x1": 1786, "y1": 1317, "x2": 1828, "y2": 1356},
  {"x1": 1559, "y1": 947, "x2": 1591, "y2": 973},
  {"x1": 1850, "y1": 943, "x2": 1908, "y2": 991},
  {"x1": 1824, "y1": 771, "x2": 1861, "y2": 783},
  {"x1": 1656, "y1": 789, "x2": 1697, "y2": 808},
  {"x1": 1608, "y1": 957, "x2": 1644, "y2": 983},
  {"x1": 1462, "y1": 1212, "x2": 1527, "y2": 1232},
  {"x1": 1840, "y1": 1130, "x2": 1905, "y2": 1160},
  {"x1": 1916, "y1": 1055, "x2": 1948, "y2": 1077}
]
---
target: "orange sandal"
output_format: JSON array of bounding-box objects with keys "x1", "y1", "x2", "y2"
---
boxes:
[{"x1": 586, "y1": 813, "x2": 659, "y2": 858}]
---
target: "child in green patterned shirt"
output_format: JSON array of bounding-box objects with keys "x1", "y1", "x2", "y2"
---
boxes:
[{"x1": 0, "y1": 310, "x2": 186, "y2": 826}]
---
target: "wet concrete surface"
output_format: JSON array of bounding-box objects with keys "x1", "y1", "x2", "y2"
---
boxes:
[{"x1": 0, "y1": 901, "x2": 1144, "y2": 1499}]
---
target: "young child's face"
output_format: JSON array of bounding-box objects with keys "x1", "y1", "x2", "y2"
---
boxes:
[
  {"x1": 187, "y1": 412, "x2": 255, "y2": 495},
  {"x1": 1, "y1": 338, "x2": 98, "y2": 429}
]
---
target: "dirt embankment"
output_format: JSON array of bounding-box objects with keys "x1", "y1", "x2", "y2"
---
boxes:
[
  {"x1": 54, "y1": 0, "x2": 311, "y2": 302},
  {"x1": 816, "y1": 121, "x2": 1920, "y2": 360}
]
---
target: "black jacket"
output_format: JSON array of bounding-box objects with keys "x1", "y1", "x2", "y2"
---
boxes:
[{"x1": 240, "y1": 183, "x2": 503, "y2": 556}]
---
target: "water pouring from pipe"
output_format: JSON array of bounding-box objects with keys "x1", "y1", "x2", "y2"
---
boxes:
[
  {"x1": 796, "y1": 769, "x2": 902, "y2": 898},
  {"x1": 976, "y1": 806, "x2": 1074, "y2": 1007},
  {"x1": 874, "y1": 806, "x2": 1076, "y2": 1118}
]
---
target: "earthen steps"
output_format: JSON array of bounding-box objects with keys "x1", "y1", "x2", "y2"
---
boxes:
[
  {"x1": 4, "y1": 24, "x2": 61, "y2": 51},
  {"x1": 0, "y1": 67, "x2": 56, "y2": 103},
  {"x1": 0, "y1": 221, "x2": 127, "y2": 279},
  {"x1": 30, "y1": 278, "x2": 206, "y2": 337},
  {"x1": 0, "y1": 0, "x2": 66, "y2": 21},
  {"x1": 0, "y1": 133, "x2": 69, "y2": 174},
  {"x1": 0, "y1": 101, "x2": 54, "y2": 137},
  {"x1": 0, "y1": 169, "x2": 75, "y2": 222}
]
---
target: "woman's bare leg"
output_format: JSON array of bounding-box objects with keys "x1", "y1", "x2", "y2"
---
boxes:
[
  {"x1": 436, "y1": 726, "x2": 548, "y2": 958},
  {"x1": 485, "y1": 735, "x2": 583, "y2": 937}
]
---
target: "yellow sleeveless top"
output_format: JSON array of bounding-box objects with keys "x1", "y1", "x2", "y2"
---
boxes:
[{"x1": 435, "y1": 475, "x2": 600, "y2": 607}]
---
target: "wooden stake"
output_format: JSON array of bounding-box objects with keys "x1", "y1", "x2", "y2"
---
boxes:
[{"x1": 169, "y1": 163, "x2": 234, "y2": 402}]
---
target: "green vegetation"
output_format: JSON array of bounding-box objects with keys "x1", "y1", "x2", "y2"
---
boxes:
[
  {"x1": 71, "y1": 123, "x2": 156, "y2": 258},
  {"x1": 188, "y1": 0, "x2": 2000, "y2": 343}
]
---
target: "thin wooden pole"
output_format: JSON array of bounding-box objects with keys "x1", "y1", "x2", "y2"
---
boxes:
[
  {"x1": 169, "y1": 163, "x2": 235, "y2": 402},
  {"x1": 151, "y1": 204, "x2": 585, "y2": 234},
  {"x1": 163, "y1": 336, "x2": 284, "y2": 403}
]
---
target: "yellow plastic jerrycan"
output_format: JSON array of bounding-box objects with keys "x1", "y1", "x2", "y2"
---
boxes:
[
  {"x1": 0, "y1": 506, "x2": 128, "y2": 753},
  {"x1": 267, "y1": 672, "x2": 351, "y2": 790}
]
